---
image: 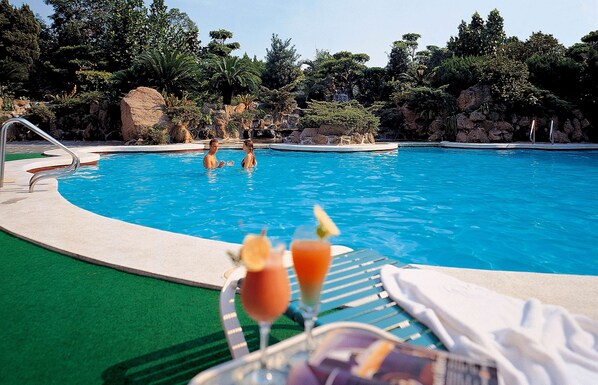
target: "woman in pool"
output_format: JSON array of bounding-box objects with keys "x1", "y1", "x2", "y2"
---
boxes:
[{"x1": 241, "y1": 139, "x2": 257, "y2": 169}]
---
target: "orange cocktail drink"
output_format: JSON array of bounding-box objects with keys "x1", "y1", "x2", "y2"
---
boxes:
[
  {"x1": 291, "y1": 239, "x2": 332, "y2": 307},
  {"x1": 241, "y1": 264, "x2": 291, "y2": 323}
]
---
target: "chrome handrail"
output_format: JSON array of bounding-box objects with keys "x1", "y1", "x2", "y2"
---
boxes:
[
  {"x1": 529, "y1": 119, "x2": 536, "y2": 144},
  {"x1": 549, "y1": 119, "x2": 554, "y2": 144},
  {"x1": 0, "y1": 118, "x2": 80, "y2": 192}
]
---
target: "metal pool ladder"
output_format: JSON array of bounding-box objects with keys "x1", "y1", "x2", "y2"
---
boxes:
[{"x1": 0, "y1": 118, "x2": 80, "y2": 192}]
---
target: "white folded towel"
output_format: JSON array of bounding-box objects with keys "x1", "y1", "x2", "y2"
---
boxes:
[{"x1": 380, "y1": 265, "x2": 598, "y2": 385}]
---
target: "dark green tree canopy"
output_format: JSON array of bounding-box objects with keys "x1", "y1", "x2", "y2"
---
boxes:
[
  {"x1": 447, "y1": 9, "x2": 506, "y2": 56},
  {"x1": 205, "y1": 29, "x2": 240, "y2": 58},
  {"x1": 386, "y1": 41, "x2": 410, "y2": 78},
  {"x1": 262, "y1": 34, "x2": 301, "y2": 90},
  {"x1": 0, "y1": 0, "x2": 41, "y2": 67}
]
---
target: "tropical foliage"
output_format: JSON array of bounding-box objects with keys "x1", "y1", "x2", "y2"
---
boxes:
[{"x1": 208, "y1": 56, "x2": 261, "y2": 105}]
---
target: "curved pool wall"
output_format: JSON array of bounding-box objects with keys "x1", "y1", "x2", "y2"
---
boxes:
[{"x1": 57, "y1": 148, "x2": 598, "y2": 276}]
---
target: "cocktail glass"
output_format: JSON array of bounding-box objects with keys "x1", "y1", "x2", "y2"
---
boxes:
[
  {"x1": 240, "y1": 243, "x2": 291, "y2": 385},
  {"x1": 290, "y1": 225, "x2": 332, "y2": 362}
]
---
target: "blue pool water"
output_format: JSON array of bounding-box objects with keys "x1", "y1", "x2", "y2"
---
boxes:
[{"x1": 58, "y1": 148, "x2": 598, "y2": 275}]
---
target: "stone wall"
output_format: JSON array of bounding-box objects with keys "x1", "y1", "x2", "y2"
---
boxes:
[{"x1": 397, "y1": 85, "x2": 593, "y2": 143}]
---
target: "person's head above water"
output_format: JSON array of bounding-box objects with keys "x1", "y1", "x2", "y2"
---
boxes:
[
  {"x1": 208, "y1": 138, "x2": 219, "y2": 154},
  {"x1": 243, "y1": 139, "x2": 254, "y2": 153}
]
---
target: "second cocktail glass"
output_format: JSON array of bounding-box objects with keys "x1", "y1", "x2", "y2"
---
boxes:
[{"x1": 290, "y1": 225, "x2": 333, "y2": 361}]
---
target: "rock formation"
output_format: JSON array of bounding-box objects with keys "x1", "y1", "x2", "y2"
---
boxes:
[{"x1": 120, "y1": 87, "x2": 169, "y2": 142}]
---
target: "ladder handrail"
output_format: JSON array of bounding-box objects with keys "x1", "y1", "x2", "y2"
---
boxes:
[
  {"x1": 0, "y1": 118, "x2": 80, "y2": 192},
  {"x1": 529, "y1": 119, "x2": 536, "y2": 144}
]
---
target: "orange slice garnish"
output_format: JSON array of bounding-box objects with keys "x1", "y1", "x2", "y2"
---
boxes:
[
  {"x1": 240, "y1": 233, "x2": 271, "y2": 271},
  {"x1": 314, "y1": 205, "x2": 340, "y2": 239}
]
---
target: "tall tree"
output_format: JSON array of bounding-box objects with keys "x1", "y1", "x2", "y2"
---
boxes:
[
  {"x1": 318, "y1": 51, "x2": 369, "y2": 98},
  {"x1": 448, "y1": 10, "x2": 506, "y2": 56},
  {"x1": 164, "y1": 8, "x2": 201, "y2": 55},
  {"x1": 106, "y1": 0, "x2": 147, "y2": 71},
  {"x1": 262, "y1": 34, "x2": 301, "y2": 89},
  {"x1": 0, "y1": 0, "x2": 41, "y2": 93},
  {"x1": 204, "y1": 29, "x2": 240, "y2": 58},
  {"x1": 484, "y1": 9, "x2": 506, "y2": 54},
  {"x1": 386, "y1": 41, "x2": 410, "y2": 78},
  {"x1": 401, "y1": 33, "x2": 421, "y2": 62},
  {"x1": 147, "y1": 0, "x2": 168, "y2": 48}
]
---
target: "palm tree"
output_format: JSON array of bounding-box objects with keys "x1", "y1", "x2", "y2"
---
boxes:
[
  {"x1": 113, "y1": 49, "x2": 201, "y2": 96},
  {"x1": 209, "y1": 56, "x2": 260, "y2": 105}
]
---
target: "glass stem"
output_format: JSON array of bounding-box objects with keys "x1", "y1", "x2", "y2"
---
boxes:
[
  {"x1": 304, "y1": 316, "x2": 316, "y2": 353},
  {"x1": 258, "y1": 321, "x2": 272, "y2": 370}
]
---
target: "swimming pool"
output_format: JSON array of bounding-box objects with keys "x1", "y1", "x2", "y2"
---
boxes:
[{"x1": 58, "y1": 148, "x2": 598, "y2": 275}]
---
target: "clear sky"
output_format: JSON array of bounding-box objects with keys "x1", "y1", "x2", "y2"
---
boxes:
[{"x1": 12, "y1": 0, "x2": 598, "y2": 67}]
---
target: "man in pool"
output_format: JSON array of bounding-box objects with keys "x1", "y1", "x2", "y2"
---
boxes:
[{"x1": 203, "y1": 138, "x2": 234, "y2": 169}]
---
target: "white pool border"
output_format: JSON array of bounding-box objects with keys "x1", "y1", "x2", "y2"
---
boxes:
[{"x1": 2, "y1": 142, "x2": 598, "y2": 319}]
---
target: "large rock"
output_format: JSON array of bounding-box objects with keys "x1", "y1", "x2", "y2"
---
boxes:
[
  {"x1": 168, "y1": 122, "x2": 194, "y2": 143},
  {"x1": 120, "y1": 87, "x2": 168, "y2": 141},
  {"x1": 318, "y1": 124, "x2": 347, "y2": 136},
  {"x1": 457, "y1": 85, "x2": 492, "y2": 112},
  {"x1": 213, "y1": 110, "x2": 230, "y2": 139}
]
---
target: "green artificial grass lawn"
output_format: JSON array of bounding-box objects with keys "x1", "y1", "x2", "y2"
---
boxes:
[
  {"x1": 0, "y1": 231, "x2": 302, "y2": 385},
  {"x1": 4, "y1": 153, "x2": 45, "y2": 161}
]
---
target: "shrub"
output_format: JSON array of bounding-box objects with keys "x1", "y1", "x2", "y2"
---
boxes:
[
  {"x1": 76, "y1": 71, "x2": 113, "y2": 93},
  {"x1": 435, "y1": 56, "x2": 484, "y2": 95},
  {"x1": 26, "y1": 104, "x2": 56, "y2": 126},
  {"x1": 145, "y1": 125, "x2": 167, "y2": 144},
  {"x1": 393, "y1": 86, "x2": 456, "y2": 121},
  {"x1": 300, "y1": 100, "x2": 380, "y2": 135},
  {"x1": 477, "y1": 55, "x2": 536, "y2": 106}
]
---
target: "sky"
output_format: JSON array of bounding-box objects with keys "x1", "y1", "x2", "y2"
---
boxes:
[{"x1": 12, "y1": 0, "x2": 598, "y2": 68}]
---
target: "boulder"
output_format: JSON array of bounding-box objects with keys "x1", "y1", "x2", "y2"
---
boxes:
[
  {"x1": 456, "y1": 131, "x2": 468, "y2": 142},
  {"x1": 286, "y1": 130, "x2": 301, "y2": 144},
  {"x1": 496, "y1": 121, "x2": 514, "y2": 133},
  {"x1": 469, "y1": 111, "x2": 486, "y2": 122},
  {"x1": 300, "y1": 127, "x2": 318, "y2": 140},
  {"x1": 120, "y1": 87, "x2": 168, "y2": 141},
  {"x1": 351, "y1": 132, "x2": 363, "y2": 144},
  {"x1": 313, "y1": 134, "x2": 328, "y2": 144},
  {"x1": 213, "y1": 110, "x2": 230, "y2": 139},
  {"x1": 563, "y1": 119, "x2": 574, "y2": 135},
  {"x1": 553, "y1": 130, "x2": 570, "y2": 143},
  {"x1": 488, "y1": 128, "x2": 502, "y2": 142},
  {"x1": 456, "y1": 85, "x2": 492, "y2": 112},
  {"x1": 169, "y1": 122, "x2": 194, "y2": 143},
  {"x1": 467, "y1": 127, "x2": 489, "y2": 143},
  {"x1": 456, "y1": 113, "x2": 474, "y2": 130},
  {"x1": 319, "y1": 124, "x2": 346, "y2": 136}
]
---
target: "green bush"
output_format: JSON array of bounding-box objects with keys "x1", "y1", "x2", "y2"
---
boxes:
[
  {"x1": 76, "y1": 71, "x2": 113, "y2": 93},
  {"x1": 477, "y1": 55, "x2": 536, "y2": 106},
  {"x1": 145, "y1": 125, "x2": 167, "y2": 144},
  {"x1": 435, "y1": 56, "x2": 484, "y2": 95},
  {"x1": 526, "y1": 54, "x2": 582, "y2": 99},
  {"x1": 26, "y1": 104, "x2": 56, "y2": 126},
  {"x1": 300, "y1": 100, "x2": 380, "y2": 135},
  {"x1": 393, "y1": 86, "x2": 455, "y2": 121}
]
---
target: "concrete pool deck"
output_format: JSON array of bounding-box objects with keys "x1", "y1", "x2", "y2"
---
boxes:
[{"x1": 2, "y1": 141, "x2": 598, "y2": 320}]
